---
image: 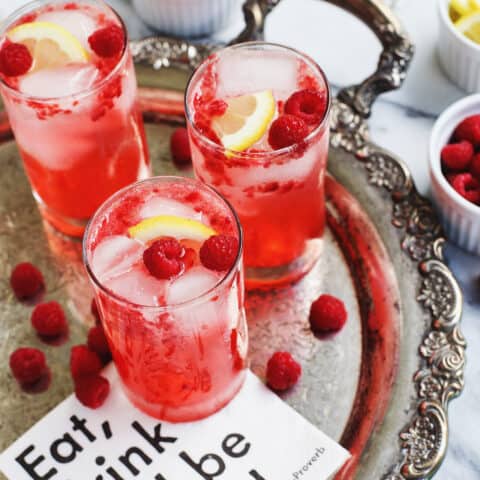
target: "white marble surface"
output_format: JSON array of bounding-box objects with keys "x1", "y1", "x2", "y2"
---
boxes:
[{"x1": 1, "y1": 0, "x2": 479, "y2": 478}]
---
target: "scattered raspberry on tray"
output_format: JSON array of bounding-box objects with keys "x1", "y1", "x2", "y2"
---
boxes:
[
  {"x1": 87, "y1": 325, "x2": 111, "y2": 363},
  {"x1": 170, "y1": 127, "x2": 192, "y2": 167},
  {"x1": 441, "y1": 141, "x2": 473, "y2": 171},
  {"x1": 75, "y1": 374, "x2": 110, "y2": 409},
  {"x1": 70, "y1": 345, "x2": 103, "y2": 380},
  {"x1": 309, "y1": 294, "x2": 347, "y2": 334},
  {"x1": 31, "y1": 301, "x2": 68, "y2": 338},
  {"x1": 200, "y1": 234, "x2": 239, "y2": 271},
  {"x1": 10, "y1": 262, "x2": 45, "y2": 301},
  {"x1": 266, "y1": 351, "x2": 302, "y2": 392},
  {"x1": 9, "y1": 347, "x2": 47, "y2": 385}
]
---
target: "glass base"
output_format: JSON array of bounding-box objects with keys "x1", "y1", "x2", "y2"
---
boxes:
[
  {"x1": 122, "y1": 369, "x2": 247, "y2": 423},
  {"x1": 245, "y1": 238, "x2": 323, "y2": 290},
  {"x1": 34, "y1": 192, "x2": 89, "y2": 238}
]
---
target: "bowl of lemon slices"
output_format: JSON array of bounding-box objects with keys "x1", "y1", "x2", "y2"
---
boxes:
[{"x1": 438, "y1": 0, "x2": 480, "y2": 92}]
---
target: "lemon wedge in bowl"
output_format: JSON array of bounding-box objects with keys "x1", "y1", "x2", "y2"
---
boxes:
[
  {"x1": 211, "y1": 90, "x2": 275, "y2": 153},
  {"x1": 455, "y1": 11, "x2": 480, "y2": 43},
  {"x1": 451, "y1": 0, "x2": 474, "y2": 17},
  {"x1": 128, "y1": 215, "x2": 216, "y2": 243},
  {"x1": 7, "y1": 21, "x2": 89, "y2": 71}
]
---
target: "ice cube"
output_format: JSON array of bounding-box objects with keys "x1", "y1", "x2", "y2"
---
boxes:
[
  {"x1": 216, "y1": 50, "x2": 299, "y2": 98},
  {"x1": 36, "y1": 10, "x2": 97, "y2": 51},
  {"x1": 19, "y1": 63, "x2": 99, "y2": 98},
  {"x1": 167, "y1": 267, "x2": 220, "y2": 305},
  {"x1": 140, "y1": 197, "x2": 203, "y2": 222},
  {"x1": 104, "y1": 266, "x2": 165, "y2": 307},
  {"x1": 91, "y1": 235, "x2": 143, "y2": 281}
]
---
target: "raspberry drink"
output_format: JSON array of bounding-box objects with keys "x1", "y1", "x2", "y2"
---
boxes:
[
  {"x1": 186, "y1": 42, "x2": 330, "y2": 288},
  {"x1": 83, "y1": 177, "x2": 247, "y2": 422},
  {"x1": 0, "y1": 1, "x2": 149, "y2": 237}
]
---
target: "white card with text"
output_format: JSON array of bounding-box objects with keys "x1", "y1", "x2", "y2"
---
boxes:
[{"x1": 0, "y1": 367, "x2": 350, "y2": 480}]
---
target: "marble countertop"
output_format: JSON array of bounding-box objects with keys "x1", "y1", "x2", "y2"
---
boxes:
[{"x1": 1, "y1": 0, "x2": 478, "y2": 478}]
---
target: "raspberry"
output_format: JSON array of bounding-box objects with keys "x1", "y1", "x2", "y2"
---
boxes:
[
  {"x1": 0, "y1": 42, "x2": 32, "y2": 77},
  {"x1": 204, "y1": 99, "x2": 228, "y2": 116},
  {"x1": 143, "y1": 237, "x2": 184, "y2": 279},
  {"x1": 284, "y1": 89, "x2": 327, "y2": 125},
  {"x1": 200, "y1": 235, "x2": 239, "y2": 271},
  {"x1": 266, "y1": 351, "x2": 301, "y2": 391},
  {"x1": 9, "y1": 347, "x2": 47, "y2": 385},
  {"x1": 170, "y1": 128, "x2": 191, "y2": 167},
  {"x1": 88, "y1": 25, "x2": 124, "y2": 58},
  {"x1": 87, "y1": 326, "x2": 111, "y2": 363},
  {"x1": 70, "y1": 345, "x2": 103, "y2": 380},
  {"x1": 441, "y1": 141, "x2": 473, "y2": 171},
  {"x1": 449, "y1": 172, "x2": 480, "y2": 204},
  {"x1": 10, "y1": 262, "x2": 45, "y2": 301},
  {"x1": 268, "y1": 114, "x2": 309, "y2": 150},
  {"x1": 454, "y1": 115, "x2": 480, "y2": 146},
  {"x1": 75, "y1": 375, "x2": 110, "y2": 409},
  {"x1": 31, "y1": 301, "x2": 67, "y2": 337},
  {"x1": 470, "y1": 153, "x2": 480, "y2": 179},
  {"x1": 309, "y1": 294, "x2": 348, "y2": 333}
]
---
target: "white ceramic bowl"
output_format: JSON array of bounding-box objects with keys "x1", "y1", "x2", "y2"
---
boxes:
[
  {"x1": 437, "y1": 0, "x2": 480, "y2": 93},
  {"x1": 132, "y1": 0, "x2": 242, "y2": 37},
  {"x1": 430, "y1": 94, "x2": 480, "y2": 254}
]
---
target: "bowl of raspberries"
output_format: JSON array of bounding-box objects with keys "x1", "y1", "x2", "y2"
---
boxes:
[{"x1": 430, "y1": 94, "x2": 480, "y2": 255}]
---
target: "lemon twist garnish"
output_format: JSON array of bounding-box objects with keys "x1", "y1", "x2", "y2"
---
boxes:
[
  {"x1": 7, "y1": 21, "x2": 89, "y2": 72},
  {"x1": 211, "y1": 90, "x2": 276, "y2": 154},
  {"x1": 128, "y1": 215, "x2": 216, "y2": 243}
]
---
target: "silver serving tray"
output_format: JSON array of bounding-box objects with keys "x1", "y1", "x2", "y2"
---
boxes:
[{"x1": 0, "y1": 1, "x2": 464, "y2": 479}]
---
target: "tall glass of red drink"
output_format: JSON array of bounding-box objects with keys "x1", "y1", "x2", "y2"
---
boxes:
[
  {"x1": 0, "y1": 0, "x2": 149, "y2": 237},
  {"x1": 185, "y1": 42, "x2": 331, "y2": 288},
  {"x1": 83, "y1": 176, "x2": 247, "y2": 422}
]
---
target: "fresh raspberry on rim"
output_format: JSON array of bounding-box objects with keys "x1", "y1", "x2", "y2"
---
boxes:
[
  {"x1": 88, "y1": 24, "x2": 124, "y2": 58},
  {"x1": 70, "y1": 345, "x2": 103, "y2": 381},
  {"x1": 31, "y1": 301, "x2": 68, "y2": 338},
  {"x1": 0, "y1": 42, "x2": 32, "y2": 77},
  {"x1": 200, "y1": 235, "x2": 239, "y2": 272},
  {"x1": 75, "y1": 375, "x2": 110, "y2": 409},
  {"x1": 9, "y1": 347, "x2": 47, "y2": 385},
  {"x1": 170, "y1": 128, "x2": 192, "y2": 167},
  {"x1": 266, "y1": 351, "x2": 302, "y2": 391},
  {"x1": 268, "y1": 114, "x2": 309, "y2": 150},
  {"x1": 143, "y1": 237, "x2": 184, "y2": 280},
  {"x1": 284, "y1": 89, "x2": 327, "y2": 125},
  {"x1": 10, "y1": 262, "x2": 45, "y2": 301},
  {"x1": 449, "y1": 172, "x2": 480, "y2": 204},
  {"x1": 441, "y1": 141, "x2": 473, "y2": 171},
  {"x1": 309, "y1": 294, "x2": 348, "y2": 333}
]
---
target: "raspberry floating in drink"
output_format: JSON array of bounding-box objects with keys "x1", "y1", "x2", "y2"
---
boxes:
[{"x1": 84, "y1": 177, "x2": 247, "y2": 422}]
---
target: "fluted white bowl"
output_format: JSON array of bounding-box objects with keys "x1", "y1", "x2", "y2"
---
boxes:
[
  {"x1": 437, "y1": 0, "x2": 480, "y2": 93},
  {"x1": 132, "y1": 0, "x2": 242, "y2": 37},
  {"x1": 430, "y1": 94, "x2": 480, "y2": 254}
]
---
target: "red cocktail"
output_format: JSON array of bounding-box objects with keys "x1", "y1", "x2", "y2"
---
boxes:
[
  {"x1": 0, "y1": 0, "x2": 149, "y2": 236},
  {"x1": 84, "y1": 176, "x2": 247, "y2": 422},
  {"x1": 185, "y1": 42, "x2": 330, "y2": 287}
]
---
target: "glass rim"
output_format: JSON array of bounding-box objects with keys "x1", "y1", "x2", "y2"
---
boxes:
[
  {"x1": 0, "y1": 0, "x2": 129, "y2": 102},
  {"x1": 82, "y1": 176, "x2": 244, "y2": 311},
  {"x1": 184, "y1": 41, "x2": 332, "y2": 160}
]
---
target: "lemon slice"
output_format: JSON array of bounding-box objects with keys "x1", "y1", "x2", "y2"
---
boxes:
[
  {"x1": 7, "y1": 21, "x2": 89, "y2": 71},
  {"x1": 211, "y1": 90, "x2": 275, "y2": 153},
  {"x1": 128, "y1": 215, "x2": 216, "y2": 243},
  {"x1": 455, "y1": 11, "x2": 480, "y2": 43}
]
